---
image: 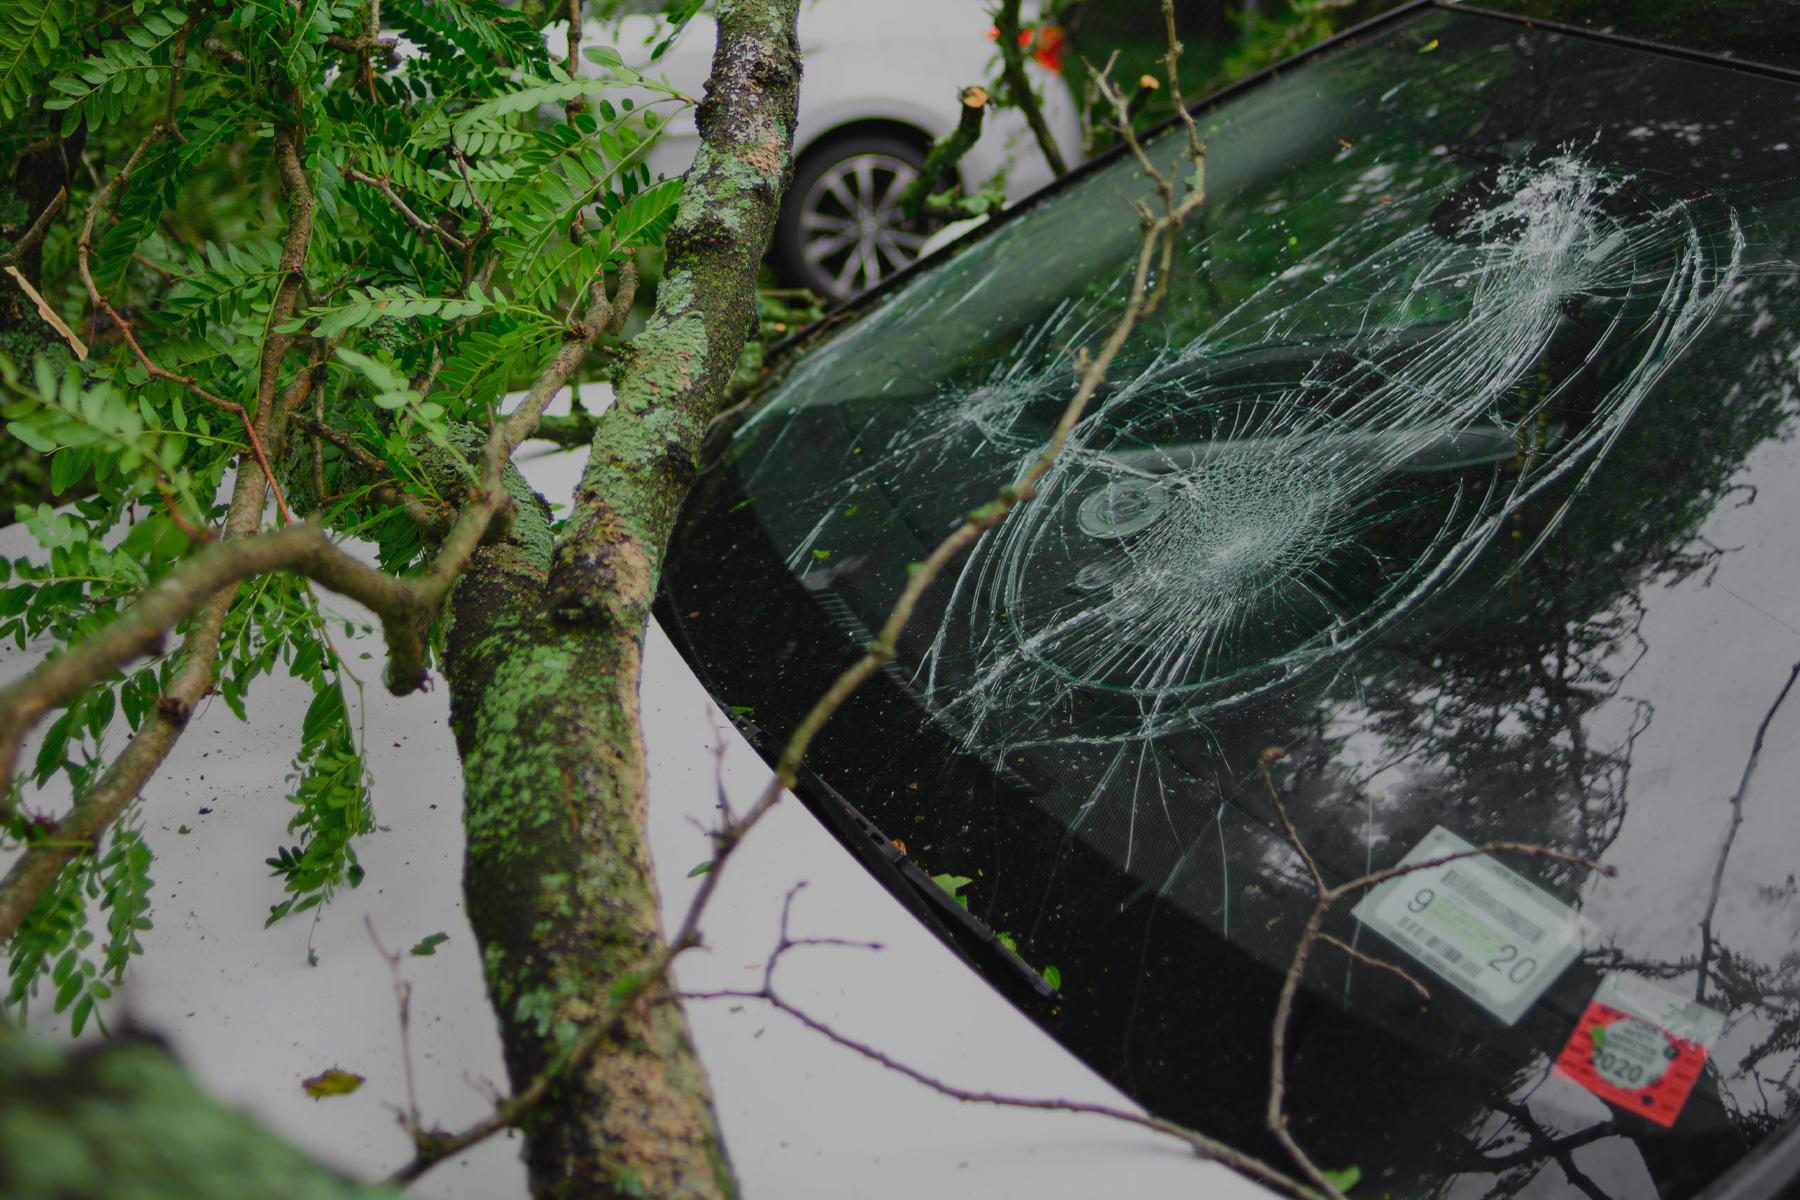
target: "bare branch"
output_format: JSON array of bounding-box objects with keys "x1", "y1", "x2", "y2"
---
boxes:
[
  {"x1": 0, "y1": 186, "x2": 67, "y2": 271},
  {"x1": 1697, "y1": 658, "x2": 1800, "y2": 1001},
  {"x1": 677, "y1": 889, "x2": 1316, "y2": 1199},
  {"x1": 366, "y1": 918, "x2": 423, "y2": 1134},
  {"x1": 1317, "y1": 934, "x2": 1429, "y2": 1000},
  {"x1": 1255, "y1": 746, "x2": 1613, "y2": 1198},
  {"x1": 1259, "y1": 747, "x2": 1327, "y2": 898}
]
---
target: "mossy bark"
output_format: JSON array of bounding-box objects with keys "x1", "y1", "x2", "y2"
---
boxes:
[
  {"x1": 442, "y1": 2, "x2": 802, "y2": 1196},
  {"x1": 0, "y1": 118, "x2": 85, "y2": 522}
]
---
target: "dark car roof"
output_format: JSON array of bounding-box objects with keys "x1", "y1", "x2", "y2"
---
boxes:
[{"x1": 1455, "y1": 0, "x2": 1800, "y2": 76}]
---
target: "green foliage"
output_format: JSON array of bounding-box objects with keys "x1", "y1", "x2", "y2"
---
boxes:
[
  {"x1": 930, "y1": 872, "x2": 973, "y2": 910},
  {"x1": 2, "y1": 0, "x2": 697, "y2": 1036},
  {"x1": 263, "y1": 667, "x2": 372, "y2": 927},
  {"x1": 4, "y1": 811, "x2": 153, "y2": 1037},
  {"x1": 3, "y1": 354, "x2": 204, "y2": 525},
  {"x1": 1212, "y1": 0, "x2": 1357, "y2": 88},
  {"x1": 45, "y1": 7, "x2": 188, "y2": 133},
  {"x1": 0, "y1": 0, "x2": 74, "y2": 121},
  {"x1": 408, "y1": 931, "x2": 449, "y2": 955}
]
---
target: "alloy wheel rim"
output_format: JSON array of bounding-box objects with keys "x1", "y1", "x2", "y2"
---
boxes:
[{"x1": 799, "y1": 151, "x2": 929, "y2": 300}]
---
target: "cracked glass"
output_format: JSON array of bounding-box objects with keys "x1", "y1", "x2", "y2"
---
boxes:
[{"x1": 667, "y1": 10, "x2": 1800, "y2": 1198}]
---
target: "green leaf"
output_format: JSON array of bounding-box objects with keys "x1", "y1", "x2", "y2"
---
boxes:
[
  {"x1": 1042, "y1": 964, "x2": 1061, "y2": 990},
  {"x1": 686, "y1": 861, "x2": 713, "y2": 877},
  {"x1": 1322, "y1": 1167, "x2": 1362, "y2": 1192},
  {"x1": 301, "y1": 1068, "x2": 365, "y2": 1098},
  {"x1": 931, "y1": 873, "x2": 972, "y2": 897},
  {"x1": 301, "y1": 683, "x2": 346, "y2": 744},
  {"x1": 408, "y1": 932, "x2": 450, "y2": 956},
  {"x1": 612, "y1": 178, "x2": 682, "y2": 249},
  {"x1": 450, "y1": 67, "x2": 668, "y2": 133}
]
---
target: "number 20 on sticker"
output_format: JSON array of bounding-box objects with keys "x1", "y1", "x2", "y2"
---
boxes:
[
  {"x1": 1405, "y1": 886, "x2": 1541, "y2": 985},
  {"x1": 1353, "y1": 827, "x2": 1585, "y2": 1025}
]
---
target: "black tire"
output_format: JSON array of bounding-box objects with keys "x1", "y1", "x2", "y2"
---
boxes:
[{"x1": 772, "y1": 135, "x2": 935, "y2": 303}]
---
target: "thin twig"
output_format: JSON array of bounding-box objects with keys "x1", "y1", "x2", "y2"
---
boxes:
[
  {"x1": 678, "y1": 885, "x2": 1316, "y2": 1199},
  {"x1": 73, "y1": 127, "x2": 292, "y2": 522},
  {"x1": 1254, "y1": 747, "x2": 1614, "y2": 1198},
  {"x1": 1316, "y1": 934, "x2": 1429, "y2": 1000},
  {"x1": 343, "y1": 166, "x2": 466, "y2": 253},
  {"x1": 1697, "y1": 658, "x2": 1800, "y2": 1002},
  {"x1": 366, "y1": 917, "x2": 423, "y2": 1134}
]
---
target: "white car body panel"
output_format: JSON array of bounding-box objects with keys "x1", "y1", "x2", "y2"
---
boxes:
[
  {"x1": 553, "y1": 0, "x2": 1082, "y2": 202},
  {"x1": 0, "y1": 384, "x2": 1278, "y2": 1200}
]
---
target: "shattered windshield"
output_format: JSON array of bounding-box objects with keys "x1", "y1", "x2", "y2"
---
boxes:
[{"x1": 667, "y1": 9, "x2": 1800, "y2": 1198}]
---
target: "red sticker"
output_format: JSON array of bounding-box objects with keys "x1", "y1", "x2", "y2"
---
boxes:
[{"x1": 1554, "y1": 999, "x2": 1711, "y2": 1127}]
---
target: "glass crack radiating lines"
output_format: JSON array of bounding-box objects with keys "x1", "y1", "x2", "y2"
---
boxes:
[{"x1": 910, "y1": 156, "x2": 1740, "y2": 755}]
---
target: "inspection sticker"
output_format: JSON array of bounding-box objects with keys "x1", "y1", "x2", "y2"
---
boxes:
[
  {"x1": 1553, "y1": 972, "x2": 1725, "y2": 1127},
  {"x1": 1351, "y1": 826, "x2": 1584, "y2": 1025}
]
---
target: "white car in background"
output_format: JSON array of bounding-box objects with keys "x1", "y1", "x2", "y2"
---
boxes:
[{"x1": 561, "y1": 0, "x2": 1081, "y2": 300}]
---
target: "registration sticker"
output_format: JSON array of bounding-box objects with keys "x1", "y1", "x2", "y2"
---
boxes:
[
  {"x1": 1553, "y1": 972, "x2": 1725, "y2": 1127},
  {"x1": 1351, "y1": 826, "x2": 1584, "y2": 1024}
]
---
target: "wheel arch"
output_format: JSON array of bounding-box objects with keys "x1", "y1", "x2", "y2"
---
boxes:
[{"x1": 796, "y1": 118, "x2": 936, "y2": 164}]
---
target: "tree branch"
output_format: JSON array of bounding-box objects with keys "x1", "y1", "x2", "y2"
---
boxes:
[
  {"x1": 0, "y1": 187, "x2": 67, "y2": 271},
  {"x1": 992, "y1": 0, "x2": 1069, "y2": 177},
  {"x1": 1697, "y1": 658, "x2": 1800, "y2": 1002},
  {"x1": 343, "y1": 166, "x2": 467, "y2": 253},
  {"x1": 679, "y1": 883, "x2": 1317, "y2": 1198},
  {"x1": 897, "y1": 86, "x2": 991, "y2": 221}
]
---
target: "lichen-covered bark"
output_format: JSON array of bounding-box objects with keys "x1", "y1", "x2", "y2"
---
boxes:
[{"x1": 442, "y1": 2, "x2": 802, "y2": 1196}]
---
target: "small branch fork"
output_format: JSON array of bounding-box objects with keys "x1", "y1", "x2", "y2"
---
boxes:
[
  {"x1": 366, "y1": 917, "x2": 424, "y2": 1135},
  {"x1": 680, "y1": 883, "x2": 1317, "y2": 1198},
  {"x1": 388, "y1": 32, "x2": 1214, "y2": 1184},
  {"x1": 1254, "y1": 747, "x2": 1616, "y2": 1200}
]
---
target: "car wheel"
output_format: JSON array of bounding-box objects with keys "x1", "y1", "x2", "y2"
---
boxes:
[{"x1": 774, "y1": 136, "x2": 935, "y2": 303}]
